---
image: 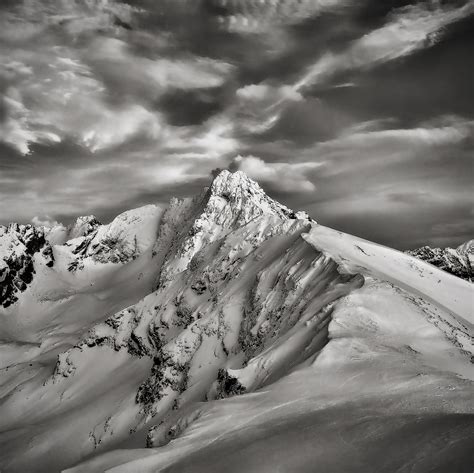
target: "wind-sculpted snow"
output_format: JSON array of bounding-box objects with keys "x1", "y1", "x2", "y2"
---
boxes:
[
  {"x1": 0, "y1": 171, "x2": 473, "y2": 473},
  {"x1": 303, "y1": 228, "x2": 473, "y2": 359}
]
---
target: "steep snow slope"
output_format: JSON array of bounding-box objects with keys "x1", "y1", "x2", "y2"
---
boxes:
[
  {"x1": 407, "y1": 240, "x2": 474, "y2": 282},
  {"x1": 304, "y1": 228, "x2": 473, "y2": 355},
  {"x1": 0, "y1": 171, "x2": 473, "y2": 473}
]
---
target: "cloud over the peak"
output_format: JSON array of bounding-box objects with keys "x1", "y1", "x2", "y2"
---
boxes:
[
  {"x1": 230, "y1": 155, "x2": 322, "y2": 193},
  {"x1": 31, "y1": 215, "x2": 61, "y2": 228}
]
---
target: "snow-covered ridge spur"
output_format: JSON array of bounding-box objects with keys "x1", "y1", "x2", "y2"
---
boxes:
[{"x1": 0, "y1": 171, "x2": 473, "y2": 473}]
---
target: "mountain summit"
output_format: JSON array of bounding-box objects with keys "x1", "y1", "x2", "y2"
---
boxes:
[
  {"x1": 0, "y1": 171, "x2": 473, "y2": 473},
  {"x1": 207, "y1": 170, "x2": 300, "y2": 222}
]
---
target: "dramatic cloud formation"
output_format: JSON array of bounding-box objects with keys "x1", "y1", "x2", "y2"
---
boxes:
[
  {"x1": 0, "y1": 0, "x2": 473, "y2": 249},
  {"x1": 296, "y1": 1, "x2": 474, "y2": 89}
]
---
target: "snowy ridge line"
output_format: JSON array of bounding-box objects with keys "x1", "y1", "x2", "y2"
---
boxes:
[{"x1": 302, "y1": 229, "x2": 473, "y2": 358}]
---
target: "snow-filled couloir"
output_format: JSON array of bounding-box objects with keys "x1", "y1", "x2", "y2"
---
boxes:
[{"x1": 0, "y1": 171, "x2": 473, "y2": 473}]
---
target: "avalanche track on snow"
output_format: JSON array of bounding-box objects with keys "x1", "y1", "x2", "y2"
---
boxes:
[{"x1": 0, "y1": 171, "x2": 473, "y2": 473}]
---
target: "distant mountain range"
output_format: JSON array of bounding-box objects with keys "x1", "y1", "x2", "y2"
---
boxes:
[{"x1": 407, "y1": 240, "x2": 473, "y2": 282}]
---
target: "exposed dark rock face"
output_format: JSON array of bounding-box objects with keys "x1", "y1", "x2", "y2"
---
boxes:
[
  {"x1": 0, "y1": 224, "x2": 53, "y2": 308},
  {"x1": 215, "y1": 369, "x2": 247, "y2": 399},
  {"x1": 66, "y1": 233, "x2": 140, "y2": 272},
  {"x1": 407, "y1": 240, "x2": 473, "y2": 282}
]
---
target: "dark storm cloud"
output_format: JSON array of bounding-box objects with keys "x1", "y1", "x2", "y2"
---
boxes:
[
  {"x1": 157, "y1": 86, "x2": 233, "y2": 126},
  {"x1": 0, "y1": 0, "x2": 473, "y2": 249}
]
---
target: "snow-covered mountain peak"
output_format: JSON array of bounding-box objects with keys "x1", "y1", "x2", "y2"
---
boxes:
[
  {"x1": 154, "y1": 171, "x2": 311, "y2": 287},
  {"x1": 407, "y1": 238, "x2": 473, "y2": 282},
  {"x1": 204, "y1": 170, "x2": 308, "y2": 226},
  {"x1": 209, "y1": 170, "x2": 265, "y2": 200},
  {"x1": 62, "y1": 204, "x2": 163, "y2": 271}
]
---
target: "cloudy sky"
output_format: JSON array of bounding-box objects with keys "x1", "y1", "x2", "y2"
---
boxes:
[{"x1": 0, "y1": 0, "x2": 473, "y2": 249}]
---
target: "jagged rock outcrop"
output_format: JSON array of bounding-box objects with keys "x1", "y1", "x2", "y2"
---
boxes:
[
  {"x1": 0, "y1": 224, "x2": 53, "y2": 308},
  {"x1": 407, "y1": 240, "x2": 473, "y2": 282}
]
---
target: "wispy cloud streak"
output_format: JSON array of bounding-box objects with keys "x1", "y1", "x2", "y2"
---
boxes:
[{"x1": 296, "y1": 1, "x2": 474, "y2": 89}]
